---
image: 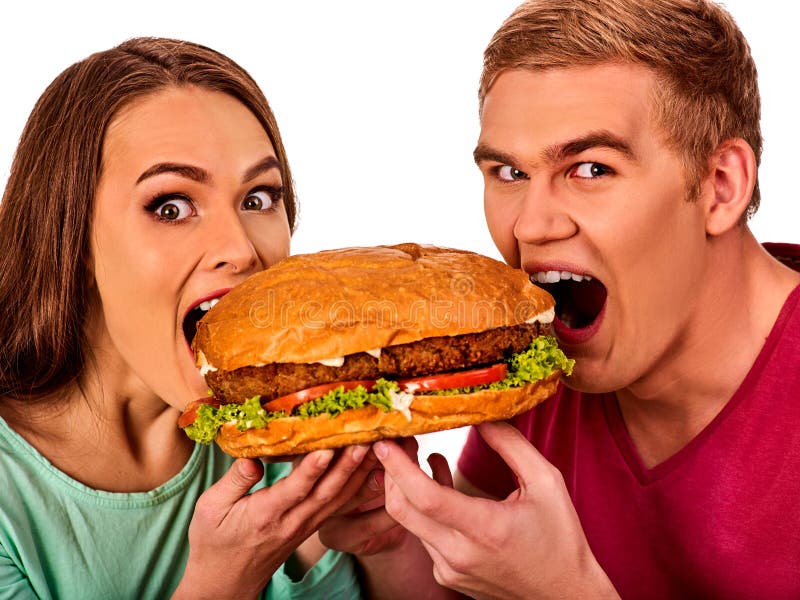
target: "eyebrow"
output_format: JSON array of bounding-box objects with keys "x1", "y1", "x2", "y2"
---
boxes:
[
  {"x1": 136, "y1": 163, "x2": 208, "y2": 185},
  {"x1": 473, "y1": 145, "x2": 517, "y2": 167},
  {"x1": 473, "y1": 130, "x2": 636, "y2": 167},
  {"x1": 545, "y1": 131, "x2": 635, "y2": 163},
  {"x1": 135, "y1": 155, "x2": 281, "y2": 185},
  {"x1": 242, "y1": 156, "x2": 280, "y2": 182}
]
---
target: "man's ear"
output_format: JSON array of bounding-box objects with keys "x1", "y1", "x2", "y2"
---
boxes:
[{"x1": 702, "y1": 138, "x2": 757, "y2": 236}]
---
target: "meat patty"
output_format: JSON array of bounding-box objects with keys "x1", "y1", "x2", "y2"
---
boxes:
[{"x1": 206, "y1": 322, "x2": 548, "y2": 403}]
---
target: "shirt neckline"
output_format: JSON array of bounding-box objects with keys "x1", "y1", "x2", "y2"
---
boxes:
[
  {"x1": 603, "y1": 281, "x2": 800, "y2": 485},
  {"x1": 0, "y1": 413, "x2": 206, "y2": 506}
]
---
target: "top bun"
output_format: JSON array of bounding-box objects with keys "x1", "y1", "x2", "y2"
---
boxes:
[{"x1": 194, "y1": 243, "x2": 554, "y2": 371}]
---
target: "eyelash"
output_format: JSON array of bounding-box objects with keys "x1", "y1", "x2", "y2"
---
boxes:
[
  {"x1": 490, "y1": 165, "x2": 528, "y2": 182},
  {"x1": 570, "y1": 162, "x2": 614, "y2": 179},
  {"x1": 143, "y1": 193, "x2": 192, "y2": 225},
  {"x1": 143, "y1": 185, "x2": 284, "y2": 224},
  {"x1": 487, "y1": 162, "x2": 615, "y2": 183},
  {"x1": 251, "y1": 185, "x2": 284, "y2": 211}
]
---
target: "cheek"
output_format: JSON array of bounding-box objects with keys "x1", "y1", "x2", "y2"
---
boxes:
[
  {"x1": 246, "y1": 216, "x2": 292, "y2": 267},
  {"x1": 92, "y1": 221, "x2": 174, "y2": 349},
  {"x1": 484, "y1": 197, "x2": 520, "y2": 266},
  {"x1": 96, "y1": 257, "x2": 170, "y2": 349}
]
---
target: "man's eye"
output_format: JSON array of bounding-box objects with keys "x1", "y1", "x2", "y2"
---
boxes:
[
  {"x1": 151, "y1": 197, "x2": 194, "y2": 221},
  {"x1": 572, "y1": 162, "x2": 612, "y2": 179},
  {"x1": 497, "y1": 165, "x2": 528, "y2": 182},
  {"x1": 242, "y1": 187, "x2": 282, "y2": 211}
]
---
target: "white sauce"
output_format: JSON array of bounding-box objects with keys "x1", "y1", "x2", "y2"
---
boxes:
[
  {"x1": 389, "y1": 388, "x2": 414, "y2": 421},
  {"x1": 312, "y1": 347, "x2": 380, "y2": 367},
  {"x1": 304, "y1": 309, "x2": 553, "y2": 370},
  {"x1": 315, "y1": 356, "x2": 346, "y2": 367},
  {"x1": 196, "y1": 351, "x2": 218, "y2": 376},
  {"x1": 526, "y1": 307, "x2": 555, "y2": 324}
]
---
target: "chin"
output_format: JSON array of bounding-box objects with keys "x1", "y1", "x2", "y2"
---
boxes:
[
  {"x1": 561, "y1": 361, "x2": 621, "y2": 395},
  {"x1": 169, "y1": 373, "x2": 209, "y2": 411}
]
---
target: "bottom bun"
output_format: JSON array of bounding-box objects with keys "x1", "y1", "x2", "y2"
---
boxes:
[{"x1": 215, "y1": 372, "x2": 562, "y2": 458}]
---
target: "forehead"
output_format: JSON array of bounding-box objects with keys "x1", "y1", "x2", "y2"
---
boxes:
[
  {"x1": 101, "y1": 86, "x2": 274, "y2": 178},
  {"x1": 480, "y1": 64, "x2": 666, "y2": 154}
]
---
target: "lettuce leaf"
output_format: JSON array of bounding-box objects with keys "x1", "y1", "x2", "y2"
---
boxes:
[
  {"x1": 184, "y1": 396, "x2": 284, "y2": 444},
  {"x1": 429, "y1": 335, "x2": 574, "y2": 395},
  {"x1": 183, "y1": 336, "x2": 573, "y2": 444}
]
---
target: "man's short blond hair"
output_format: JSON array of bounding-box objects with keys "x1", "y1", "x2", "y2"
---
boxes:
[{"x1": 481, "y1": 0, "x2": 761, "y2": 214}]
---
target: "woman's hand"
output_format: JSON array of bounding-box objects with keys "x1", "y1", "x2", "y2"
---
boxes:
[
  {"x1": 319, "y1": 438, "x2": 463, "y2": 600},
  {"x1": 173, "y1": 445, "x2": 371, "y2": 600},
  {"x1": 374, "y1": 422, "x2": 620, "y2": 600}
]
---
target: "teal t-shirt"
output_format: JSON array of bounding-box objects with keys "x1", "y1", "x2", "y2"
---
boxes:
[{"x1": 0, "y1": 417, "x2": 361, "y2": 599}]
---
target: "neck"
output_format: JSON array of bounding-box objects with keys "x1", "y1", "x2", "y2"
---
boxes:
[
  {"x1": 0, "y1": 347, "x2": 193, "y2": 492},
  {"x1": 617, "y1": 229, "x2": 799, "y2": 468}
]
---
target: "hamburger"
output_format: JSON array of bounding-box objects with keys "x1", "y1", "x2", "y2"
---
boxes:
[{"x1": 179, "y1": 243, "x2": 573, "y2": 457}]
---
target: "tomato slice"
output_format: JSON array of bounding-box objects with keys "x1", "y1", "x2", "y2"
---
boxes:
[
  {"x1": 262, "y1": 379, "x2": 377, "y2": 414},
  {"x1": 178, "y1": 397, "x2": 223, "y2": 428},
  {"x1": 179, "y1": 363, "x2": 509, "y2": 428},
  {"x1": 398, "y1": 363, "x2": 508, "y2": 392}
]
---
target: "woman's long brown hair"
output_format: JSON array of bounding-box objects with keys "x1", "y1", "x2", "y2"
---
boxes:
[{"x1": 0, "y1": 37, "x2": 296, "y2": 405}]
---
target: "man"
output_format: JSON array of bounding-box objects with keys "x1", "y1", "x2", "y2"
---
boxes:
[{"x1": 323, "y1": 0, "x2": 800, "y2": 598}]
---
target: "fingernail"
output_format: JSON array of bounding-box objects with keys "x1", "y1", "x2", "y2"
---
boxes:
[
  {"x1": 374, "y1": 441, "x2": 388, "y2": 459},
  {"x1": 316, "y1": 449, "x2": 334, "y2": 467},
  {"x1": 350, "y1": 444, "x2": 368, "y2": 462},
  {"x1": 367, "y1": 469, "x2": 385, "y2": 491},
  {"x1": 237, "y1": 458, "x2": 258, "y2": 477}
]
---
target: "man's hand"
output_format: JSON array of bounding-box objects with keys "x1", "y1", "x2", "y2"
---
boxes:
[
  {"x1": 374, "y1": 422, "x2": 619, "y2": 600},
  {"x1": 319, "y1": 437, "x2": 420, "y2": 556},
  {"x1": 319, "y1": 437, "x2": 462, "y2": 600}
]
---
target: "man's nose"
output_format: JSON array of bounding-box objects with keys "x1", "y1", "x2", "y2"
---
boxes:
[{"x1": 513, "y1": 180, "x2": 578, "y2": 245}]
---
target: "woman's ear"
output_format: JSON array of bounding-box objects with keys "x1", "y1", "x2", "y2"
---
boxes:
[{"x1": 702, "y1": 138, "x2": 757, "y2": 236}]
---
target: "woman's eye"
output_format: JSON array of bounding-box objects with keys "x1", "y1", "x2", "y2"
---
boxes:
[
  {"x1": 572, "y1": 162, "x2": 612, "y2": 179},
  {"x1": 150, "y1": 197, "x2": 194, "y2": 221},
  {"x1": 242, "y1": 187, "x2": 281, "y2": 212},
  {"x1": 497, "y1": 165, "x2": 528, "y2": 182}
]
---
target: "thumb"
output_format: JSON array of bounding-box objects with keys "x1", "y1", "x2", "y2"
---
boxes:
[{"x1": 204, "y1": 458, "x2": 265, "y2": 511}]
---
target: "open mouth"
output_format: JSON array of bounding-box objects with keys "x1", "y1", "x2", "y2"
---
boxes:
[
  {"x1": 182, "y1": 296, "x2": 223, "y2": 348},
  {"x1": 530, "y1": 271, "x2": 607, "y2": 330}
]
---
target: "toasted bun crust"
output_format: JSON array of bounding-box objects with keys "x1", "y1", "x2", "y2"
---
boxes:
[
  {"x1": 195, "y1": 243, "x2": 554, "y2": 371},
  {"x1": 215, "y1": 372, "x2": 561, "y2": 457}
]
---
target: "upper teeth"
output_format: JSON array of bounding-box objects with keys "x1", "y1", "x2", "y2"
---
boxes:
[
  {"x1": 197, "y1": 298, "x2": 220, "y2": 312},
  {"x1": 530, "y1": 271, "x2": 592, "y2": 284}
]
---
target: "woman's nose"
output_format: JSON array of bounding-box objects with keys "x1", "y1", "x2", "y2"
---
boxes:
[{"x1": 203, "y1": 211, "x2": 261, "y2": 274}]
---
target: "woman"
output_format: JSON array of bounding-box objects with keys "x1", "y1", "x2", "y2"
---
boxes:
[{"x1": 0, "y1": 37, "x2": 373, "y2": 599}]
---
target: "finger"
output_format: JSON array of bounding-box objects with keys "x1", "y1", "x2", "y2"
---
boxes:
[
  {"x1": 333, "y1": 467, "x2": 386, "y2": 516},
  {"x1": 314, "y1": 444, "x2": 375, "y2": 508},
  {"x1": 319, "y1": 507, "x2": 401, "y2": 553},
  {"x1": 198, "y1": 458, "x2": 265, "y2": 521},
  {"x1": 258, "y1": 449, "x2": 335, "y2": 514},
  {"x1": 419, "y1": 538, "x2": 464, "y2": 592},
  {"x1": 331, "y1": 436, "x2": 416, "y2": 514},
  {"x1": 381, "y1": 469, "x2": 461, "y2": 553},
  {"x1": 395, "y1": 435, "x2": 419, "y2": 460},
  {"x1": 427, "y1": 453, "x2": 454, "y2": 488},
  {"x1": 476, "y1": 421, "x2": 556, "y2": 492},
  {"x1": 278, "y1": 444, "x2": 371, "y2": 531},
  {"x1": 376, "y1": 441, "x2": 481, "y2": 542},
  {"x1": 375, "y1": 441, "x2": 460, "y2": 509}
]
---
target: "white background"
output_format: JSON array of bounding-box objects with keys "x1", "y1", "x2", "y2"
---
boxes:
[{"x1": 2, "y1": 1, "x2": 798, "y2": 469}]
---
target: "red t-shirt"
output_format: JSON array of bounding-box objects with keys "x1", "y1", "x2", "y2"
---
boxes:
[{"x1": 458, "y1": 243, "x2": 800, "y2": 599}]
